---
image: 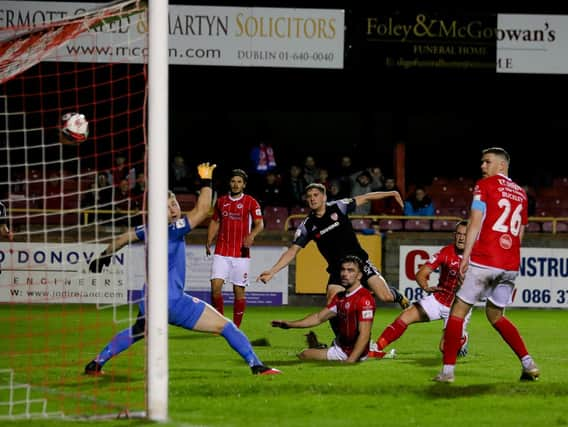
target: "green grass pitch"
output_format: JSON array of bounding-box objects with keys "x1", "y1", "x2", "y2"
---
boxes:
[{"x1": 0, "y1": 304, "x2": 566, "y2": 427}]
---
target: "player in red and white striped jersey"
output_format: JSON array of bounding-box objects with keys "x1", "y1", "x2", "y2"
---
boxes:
[
  {"x1": 435, "y1": 147, "x2": 539, "y2": 383},
  {"x1": 371, "y1": 220, "x2": 472, "y2": 358},
  {"x1": 206, "y1": 169, "x2": 263, "y2": 327}
]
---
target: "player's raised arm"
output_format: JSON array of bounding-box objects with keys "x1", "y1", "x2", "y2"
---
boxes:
[
  {"x1": 354, "y1": 190, "x2": 403, "y2": 208},
  {"x1": 187, "y1": 162, "x2": 216, "y2": 229},
  {"x1": 89, "y1": 228, "x2": 139, "y2": 273},
  {"x1": 257, "y1": 244, "x2": 301, "y2": 283}
]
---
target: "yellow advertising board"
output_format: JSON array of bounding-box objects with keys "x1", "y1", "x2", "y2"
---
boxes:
[{"x1": 295, "y1": 234, "x2": 382, "y2": 293}]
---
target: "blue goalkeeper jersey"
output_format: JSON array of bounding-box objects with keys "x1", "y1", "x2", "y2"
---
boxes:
[{"x1": 134, "y1": 216, "x2": 191, "y2": 300}]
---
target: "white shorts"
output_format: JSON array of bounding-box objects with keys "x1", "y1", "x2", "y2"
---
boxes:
[
  {"x1": 327, "y1": 339, "x2": 368, "y2": 362},
  {"x1": 417, "y1": 294, "x2": 472, "y2": 334},
  {"x1": 456, "y1": 264, "x2": 517, "y2": 308},
  {"x1": 211, "y1": 255, "x2": 250, "y2": 287}
]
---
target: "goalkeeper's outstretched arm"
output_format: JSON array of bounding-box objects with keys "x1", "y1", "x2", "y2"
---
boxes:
[
  {"x1": 89, "y1": 228, "x2": 139, "y2": 273},
  {"x1": 187, "y1": 162, "x2": 216, "y2": 229}
]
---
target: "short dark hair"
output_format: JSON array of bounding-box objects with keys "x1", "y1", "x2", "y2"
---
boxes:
[
  {"x1": 304, "y1": 182, "x2": 326, "y2": 195},
  {"x1": 455, "y1": 219, "x2": 468, "y2": 229},
  {"x1": 340, "y1": 255, "x2": 364, "y2": 272},
  {"x1": 482, "y1": 147, "x2": 510, "y2": 164},
  {"x1": 230, "y1": 169, "x2": 248, "y2": 183}
]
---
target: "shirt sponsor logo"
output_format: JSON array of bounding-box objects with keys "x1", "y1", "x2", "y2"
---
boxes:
[{"x1": 318, "y1": 221, "x2": 340, "y2": 236}]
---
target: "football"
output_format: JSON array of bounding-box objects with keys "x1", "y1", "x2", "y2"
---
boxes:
[{"x1": 60, "y1": 112, "x2": 89, "y2": 144}]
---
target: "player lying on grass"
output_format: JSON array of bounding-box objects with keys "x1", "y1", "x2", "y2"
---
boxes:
[
  {"x1": 84, "y1": 162, "x2": 280, "y2": 376},
  {"x1": 271, "y1": 255, "x2": 375, "y2": 363}
]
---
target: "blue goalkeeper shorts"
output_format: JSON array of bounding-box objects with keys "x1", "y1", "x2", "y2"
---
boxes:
[{"x1": 138, "y1": 293, "x2": 207, "y2": 330}]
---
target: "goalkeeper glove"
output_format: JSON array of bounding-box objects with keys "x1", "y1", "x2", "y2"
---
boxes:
[
  {"x1": 89, "y1": 252, "x2": 112, "y2": 273},
  {"x1": 197, "y1": 162, "x2": 216, "y2": 179}
]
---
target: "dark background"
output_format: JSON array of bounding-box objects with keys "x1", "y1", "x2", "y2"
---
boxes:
[{"x1": 5, "y1": 1, "x2": 568, "y2": 193}]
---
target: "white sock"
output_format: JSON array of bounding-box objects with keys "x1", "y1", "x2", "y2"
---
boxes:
[
  {"x1": 442, "y1": 364, "x2": 455, "y2": 376},
  {"x1": 521, "y1": 355, "x2": 534, "y2": 369}
]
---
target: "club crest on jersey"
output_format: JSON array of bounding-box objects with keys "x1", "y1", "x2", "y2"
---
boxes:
[
  {"x1": 499, "y1": 234, "x2": 513, "y2": 249},
  {"x1": 345, "y1": 302, "x2": 350, "y2": 309},
  {"x1": 175, "y1": 218, "x2": 185, "y2": 228},
  {"x1": 331, "y1": 213, "x2": 338, "y2": 221},
  {"x1": 237, "y1": 203, "x2": 243, "y2": 209}
]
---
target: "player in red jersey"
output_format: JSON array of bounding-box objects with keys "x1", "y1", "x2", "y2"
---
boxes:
[
  {"x1": 271, "y1": 255, "x2": 376, "y2": 363},
  {"x1": 434, "y1": 147, "x2": 539, "y2": 383},
  {"x1": 370, "y1": 220, "x2": 471, "y2": 358},
  {"x1": 206, "y1": 169, "x2": 263, "y2": 327}
]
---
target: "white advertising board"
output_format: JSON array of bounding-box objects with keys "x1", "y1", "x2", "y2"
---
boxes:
[
  {"x1": 0, "y1": 243, "x2": 288, "y2": 305},
  {"x1": 497, "y1": 14, "x2": 568, "y2": 74},
  {"x1": 400, "y1": 245, "x2": 568, "y2": 308},
  {"x1": 0, "y1": 2, "x2": 345, "y2": 69}
]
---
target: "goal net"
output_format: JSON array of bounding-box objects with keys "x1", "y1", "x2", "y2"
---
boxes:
[{"x1": 0, "y1": 0, "x2": 149, "y2": 419}]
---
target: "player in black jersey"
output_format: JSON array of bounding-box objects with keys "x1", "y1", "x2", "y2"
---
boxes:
[{"x1": 259, "y1": 183, "x2": 409, "y2": 335}]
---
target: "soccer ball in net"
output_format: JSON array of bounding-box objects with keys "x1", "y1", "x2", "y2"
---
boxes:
[{"x1": 60, "y1": 112, "x2": 89, "y2": 144}]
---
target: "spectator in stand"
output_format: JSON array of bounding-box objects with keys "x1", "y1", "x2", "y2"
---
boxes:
[
  {"x1": 111, "y1": 154, "x2": 130, "y2": 186},
  {"x1": 316, "y1": 167, "x2": 332, "y2": 192},
  {"x1": 368, "y1": 166, "x2": 385, "y2": 191},
  {"x1": 249, "y1": 141, "x2": 277, "y2": 192},
  {"x1": 0, "y1": 200, "x2": 13, "y2": 241},
  {"x1": 285, "y1": 164, "x2": 307, "y2": 209},
  {"x1": 82, "y1": 172, "x2": 114, "y2": 223},
  {"x1": 334, "y1": 155, "x2": 355, "y2": 198},
  {"x1": 171, "y1": 153, "x2": 191, "y2": 193},
  {"x1": 131, "y1": 172, "x2": 146, "y2": 220},
  {"x1": 114, "y1": 178, "x2": 136, "y2": 227},
  {"x1": 302, "y1": 155, "x2": 319, "y2": 185},
  {"x1": 327, "y1": 180, "x2": 342, "y2": 202},
  {"x1": 350, "y1": 170, "x2": 373, "y2": 215},
  {"x1": 404, "y1": 186, "x2": 435, "y2": 217},
  {"x1": 258, "y1": 171, "x2": 285, "y2": 209},
  {"x1": 373, "y1": 177, "x2": 403, "y2": 215}
]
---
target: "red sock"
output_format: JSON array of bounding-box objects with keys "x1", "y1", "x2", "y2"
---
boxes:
[
  {"x1": 233, "y1": 298, "x2": 246, "y2": 328},
  {"x1": 377, "y1": 318, "x2": 407, "y2": 350},
  {"x1": 493, "y1": 316, "x2": 529, "y2": 359},
  {"x1": 442, "y1": 315, "x2": 464, "y2": 365},
  {"x1": 212, "y1": 294, "x2": 224, "y2": 315}
]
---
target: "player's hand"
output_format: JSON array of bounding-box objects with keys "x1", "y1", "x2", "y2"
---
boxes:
[
  {"x1": 271, "y1": 320, "x2": 290, "y2": 329},
  {"x1": 205, "y1": 245, "x2": 211, "y2": 256},
  {"x1": 89, "y1": 252, "x2": 112, "y2": 273},
  {"x1": 425, "y1": 286, "x2": 440, "y2": 293},
  {"x1": 257, "y1": 271, "x2": 273, "y2": 283},
  {"x1": 393, "y1": 191, "x2": 404, "y2": 208},
  {"x1": 197, "y1": 162, "x2": 216, "y2": 179}
]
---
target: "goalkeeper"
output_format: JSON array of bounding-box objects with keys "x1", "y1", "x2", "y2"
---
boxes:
[{"x1": 84, "y1": 162, "x2": 280, "y2": 376}]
